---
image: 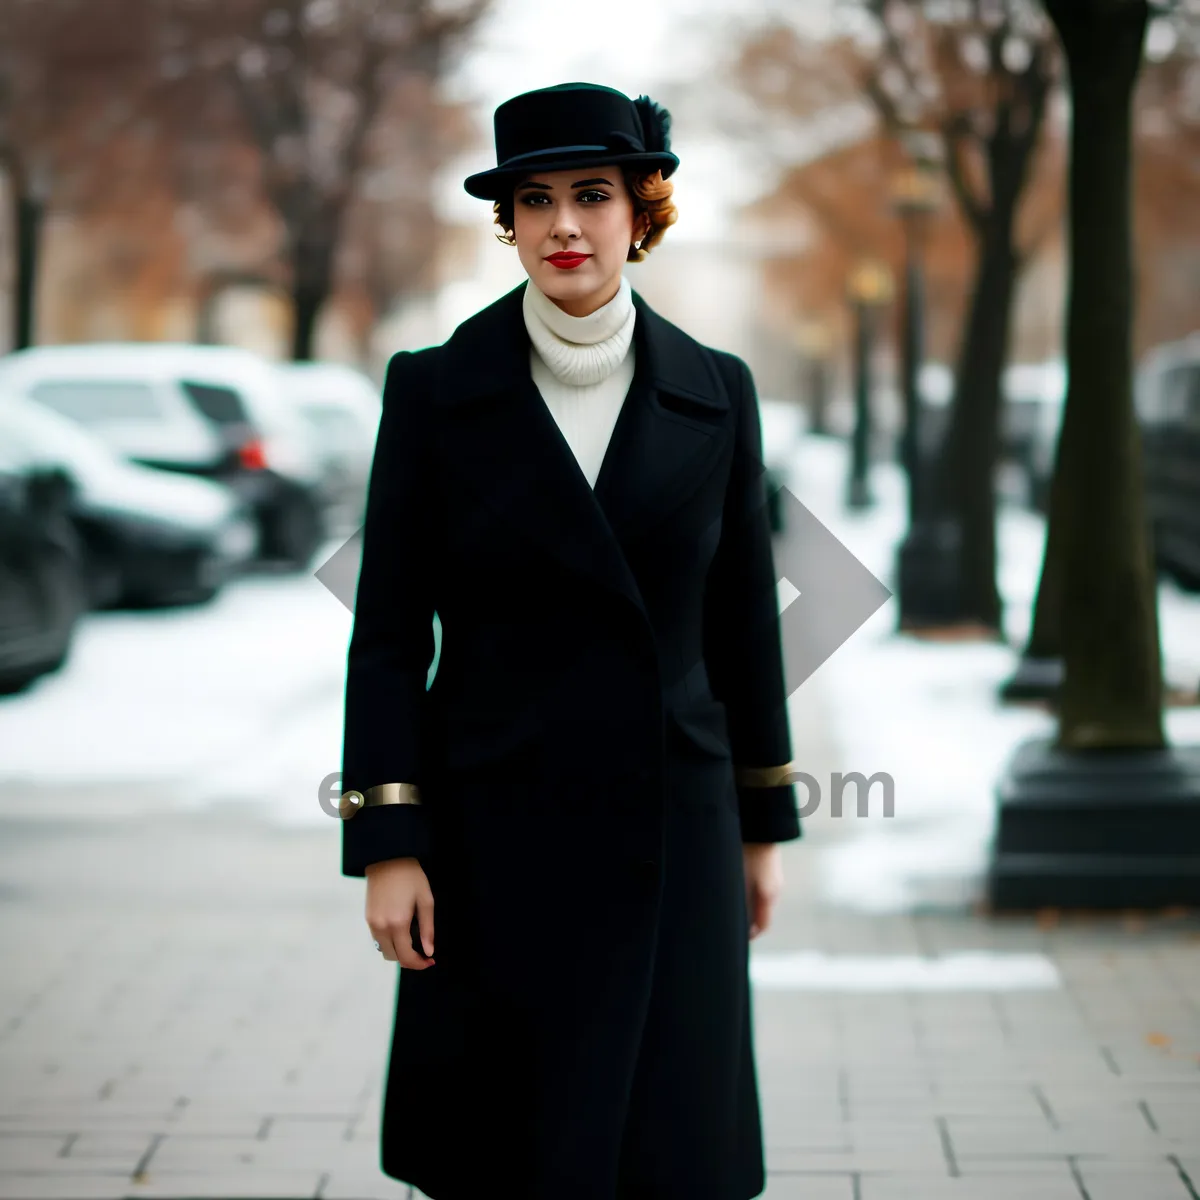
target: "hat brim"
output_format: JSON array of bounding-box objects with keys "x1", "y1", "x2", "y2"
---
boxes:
[{"x1": 463, "y1": 151, "x2": 679, "y2": 201}]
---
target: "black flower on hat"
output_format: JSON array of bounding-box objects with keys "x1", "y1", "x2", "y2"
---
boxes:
[{"x1": 632, "y1": 95, "x2": 672, "y2": 155}]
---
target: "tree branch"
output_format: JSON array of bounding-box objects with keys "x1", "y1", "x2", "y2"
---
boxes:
[{"x1": 942, "y1": 112, "x2": 988, "y2": 233}]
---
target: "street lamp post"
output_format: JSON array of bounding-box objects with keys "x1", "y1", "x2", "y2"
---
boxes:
[
  {"x1": 893, "y1": 151, "x2": 939, "y2": 519},
  {"x1": 845, "y1": 259, "x2": 893, "y2": 511},
  {"x1": 890, "y1": 134, "x2": 961, "y2": 629},
  {"x1": 796, "y1": 318, "x2": 833, "y2": 437}
]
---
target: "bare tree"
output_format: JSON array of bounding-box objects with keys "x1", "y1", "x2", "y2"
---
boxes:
[
  {"x1": 169, "y1": 0, "x2": 489, "y2": 361},
  {"x1": 857, "y1": 0, "x2": 1057, "y2": 634},
  {"x1": 730, "y1": 2, "x2": 1058, "y2": 632},
  {"x1": 1034, "y1": 0, "x2": 1171, "y2": 749},
  {"x1": 0, "y1": 0, "x2": 167, "y2": 348},
  {"x1": 1016, "y1": 2, "x2": 1200, "y2": 693}
]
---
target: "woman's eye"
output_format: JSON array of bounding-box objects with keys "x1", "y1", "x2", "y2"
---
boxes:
[{"x1": 519, "y1": 190, "x2": 609, "y2": 206}]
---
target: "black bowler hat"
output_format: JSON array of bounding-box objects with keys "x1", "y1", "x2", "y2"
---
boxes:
[{"x1": 463, "y1": 82, "x2": 680, "y2": 201}]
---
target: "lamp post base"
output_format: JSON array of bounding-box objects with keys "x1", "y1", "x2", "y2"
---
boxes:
[
  {"x1": 998, "y1": 656, "x2": 1063, "y2": 703},
  {"x1": 987, "y1": 736, "x2": 1200, "y2": 910},
  {"x1": 845, "y1": 475, "x2": 873, "y2": 510},
  {"x1": 895, "y1": 516, "x2": 968, "y2": 628}
]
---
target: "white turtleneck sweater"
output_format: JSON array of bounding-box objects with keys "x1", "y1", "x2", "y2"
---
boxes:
[{"x1": 522, "y1": 273, "x2": 636, "y2": 489}]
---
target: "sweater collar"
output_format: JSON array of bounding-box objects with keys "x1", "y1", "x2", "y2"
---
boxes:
[{"x1": 522, "y1": 274, "x2": 635, "y2": 387}]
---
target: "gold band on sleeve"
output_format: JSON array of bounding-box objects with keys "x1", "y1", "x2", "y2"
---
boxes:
[
  {"x1": 735, "y1": 763, "x2": 796, "y2": 788},
  {"x1": 339, "y1": 782, "x2": 422, "y2": 820}
]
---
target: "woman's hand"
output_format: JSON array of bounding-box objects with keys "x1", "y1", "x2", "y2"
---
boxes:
[
  {"x1": 365, "y1": 857, "x2": 435, "y2": 969},
  {"x1": 742, "y1": 843, "x2": 784, "y2": 940}
]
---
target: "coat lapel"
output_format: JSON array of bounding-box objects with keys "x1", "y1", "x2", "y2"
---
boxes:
[{"x1": 437, "y1": 280, "x2": 732, "y2": 621}]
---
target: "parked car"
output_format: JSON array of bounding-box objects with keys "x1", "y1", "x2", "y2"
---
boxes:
[
  {"x1": 0, "y1": 393, "x2": 257, "y2": 608},
  {"x1": 1136, "y1": 334, "x2": 1200, "y2": 591},
  {"x1": 0, "y1": 343, "x2": 327, "y2": 569},
  {"x1": 0, "y1": 429, "x2": 87, "y2": 693},
  {"x1": 1004, "y1": 359, "x2": 1066, "y2": 511},
  {"x1": 277, "y1": 361, "x2": 381, "y2": 537},
  {"x1": 759, "y1": 397, "x2": 805, "y2": 532},
  {"x1": 890, "y1": 361, "x2": 1062, "y2": 508}
]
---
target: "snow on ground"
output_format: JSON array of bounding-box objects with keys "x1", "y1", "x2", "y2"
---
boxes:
[
  {"x1": 750, "y1": 949, "x2": 1061, "y2": 991},
  {"x1": 0, "y1": 547, "x2": 354, "y2": 828},
  {"x1": 0, "y1": 436, "x2": 1197, "y2": 906},
  {"x1": 781, "y1": 435, "x2": 1200, "y2": 913}
]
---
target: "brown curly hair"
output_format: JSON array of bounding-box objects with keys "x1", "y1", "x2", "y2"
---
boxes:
[{"x1": 492, "y1": 166, "x2": 678, "y2": 263}]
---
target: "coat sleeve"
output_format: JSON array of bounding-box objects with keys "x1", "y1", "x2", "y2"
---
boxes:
[
  {"x1": 340, "y1": 350, "x2": 438, "y2": 877},
  {"x1": 703, "y1": 352, "x2": 802, "y2": 845}
]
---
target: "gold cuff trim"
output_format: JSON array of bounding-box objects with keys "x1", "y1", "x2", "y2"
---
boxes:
[
  {"x1": 735, "y1": 763, "x2": 795, "y2": 788},
  {"x1": 339, "y1": 782, "x2": 422, "y2": 820}
]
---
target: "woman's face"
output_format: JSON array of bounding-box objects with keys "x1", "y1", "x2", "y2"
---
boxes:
[{"x1": 511, "y1": 165, "x2": 651, "y2": 317}]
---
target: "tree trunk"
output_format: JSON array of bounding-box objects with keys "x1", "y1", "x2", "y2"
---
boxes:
[
  {"x1": 1045, "y1": 0, "x2": 1164, "y2": 750},
  {"x1": 808, "y1": 358, "x2": 830, "y2": 436},
  {"x1": 291, "y1": 281, "x2": 324, "y2": 362},
  {"x1": 846, "y1": 299, "x2": 875, "y2": 508},
  {"x1": 14, "y1": 190, "x2": 44, "y2": 351},
  {"x1": 290, "y1": 225, "x2": 337, "y2": 363},
  {"x1": 1024, "y1": 453, "x2": 1066, "y2": 660},
  {"x1": 934, "y1": 222, "x2": 1020, "y2": 633}
]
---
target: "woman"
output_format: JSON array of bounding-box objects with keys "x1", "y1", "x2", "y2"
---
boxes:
[{"x1": 339, "y1": 81, "x2": 802, "y2": 1200}]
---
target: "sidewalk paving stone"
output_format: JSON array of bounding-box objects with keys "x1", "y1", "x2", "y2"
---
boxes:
[
  {"x1": 1074, "y1": 1159, "x2": 1196, "y2": 1200},
  {"x1": 0, "y1": 1175, "x2": 132, "y2": 1200},
  {"x1": 121, "y1": 1169, "x2": 325, "y2": 1198},
  {"x1": 857, "y1": 1176, "x2": 1084, "y2": 1200},
  {"x1": 760, "y1": 1178, "x2": 857, "y2": 1200},
  {"x1": 0, "y1": 1134, "x2": 73, "y2": 1171},
  {"x1": 4, "y1": 678, "x2": 1200, "y2": 1200},
  {"x1": 316, "y1": 1169, "x2": 414, "y2": 1199}
]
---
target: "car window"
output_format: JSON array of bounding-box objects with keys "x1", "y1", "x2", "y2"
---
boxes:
[
  {"x1": 29, "y1": 379, "x2": 164, "y2": 424},
  {"x1": 180, "y1": 380, "x2": 250, "y2": 425},
  {"x1": 0, "y1": 398, "x2": 121, "y2": 483},
  {"x1": 1159, "y1": 367, "x2": 1192, "y2": 423},
  {"x1": 301, "y1": 405, "x2": 363, "y2": 446},
  {"x1": 1134, "y1": 366, "x2": 1158, "y2": 422}
]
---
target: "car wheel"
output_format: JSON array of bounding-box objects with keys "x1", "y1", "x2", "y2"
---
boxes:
[
  {"x1": 0, "y1": 671, "x2": 40, "y2": 697},
  {"x1": 1170, "y1": 560, "x2": 1200, "y2": 593},
  {"x1": 30, "y1": 538, "x2": 87, "y2": 674},
  {"x1": 138, "y1": 551, "x2": 227, "y2": 608},
  {"x1": 262, "y1": 491, "x2": 324, "y2": 570},
  {"x1": 166, "y1": 582, "x2": 222, "y2": 607}
]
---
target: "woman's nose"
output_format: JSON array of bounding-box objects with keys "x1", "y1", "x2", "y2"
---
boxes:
[{"x1": 550, "y1": 208, "x2": 582, "y2": 241}]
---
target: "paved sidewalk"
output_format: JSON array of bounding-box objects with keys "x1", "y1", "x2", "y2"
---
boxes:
[{"x1": 0, "y1": 676, "x2": 1198, "y2": 1200}]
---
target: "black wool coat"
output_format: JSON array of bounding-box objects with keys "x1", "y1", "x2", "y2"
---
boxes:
[{"x1": 341, "y1": 279, "x2": 802, "y2": 1200}]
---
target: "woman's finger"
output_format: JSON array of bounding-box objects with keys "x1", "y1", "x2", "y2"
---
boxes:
[
  {"x1": 752, "y1": 888, "x2": 772, "y2": 937},
  {"x1": 389, "y1": 914, "x2": 433, "y2": 970},
  {"x1": 374, "y1": 932, "x2": 399, "y2": 963},
  {"x1": 414, "y1": 892, "x2": 435, "y2": 959},
  {"x1": 745, "y1": 883, "x2": 760, "y2": 939}
]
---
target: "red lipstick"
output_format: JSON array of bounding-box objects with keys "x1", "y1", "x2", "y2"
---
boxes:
[{"x1": 545, "y1": 252, "x2": 591, "y2": 270}]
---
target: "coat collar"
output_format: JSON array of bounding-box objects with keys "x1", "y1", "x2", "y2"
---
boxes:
[
  {"x1": 448, "y1": 280, "x2": 724, "y2": 410},
  {"x1": 435, "y1": 280, "x2": 732, "y2": 622}
]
